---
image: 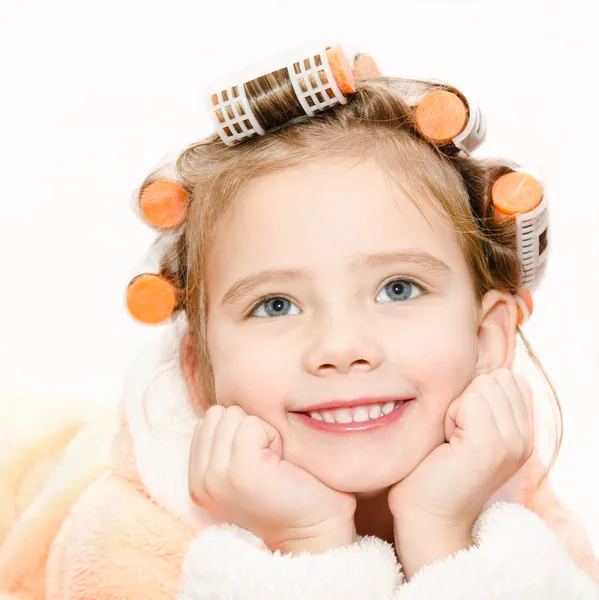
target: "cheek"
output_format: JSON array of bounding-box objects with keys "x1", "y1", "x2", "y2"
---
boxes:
[
  {"x1": 383, "y1": 305, "x2": 477, "y2": 403},
  {"x1": 209, "y1": 325, "x2": 292, "y2": 419}
]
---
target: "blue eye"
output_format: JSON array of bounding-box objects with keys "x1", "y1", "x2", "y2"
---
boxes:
[
  {"x1": 376, "y1": 278, "x2": 424, "y2": 303},
  {"x1": 249, "y1": 278, "x2": 425, "y2": 319},
  {"x1": 251, "y1": 297, "x2": 301, "y2": 318}
]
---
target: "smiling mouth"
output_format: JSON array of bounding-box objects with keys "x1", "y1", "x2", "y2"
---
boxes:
[
  {"x1": 291, "y1": 399, "x2": 414, "y2": 434},
  {"x1": 297, "y1": 400, "x2": 410, "y2": 425}
]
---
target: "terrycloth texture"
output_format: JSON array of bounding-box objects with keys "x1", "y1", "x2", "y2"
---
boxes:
[
  {"x1": 179, "y1": 525, "x2": 401, "y2": 599},
  {"x1": 1, "y1": 321, "x2": 598, "y2": 598},
  {"x1": 0, "y1": 388, "x2": 116, "y2": 599},
  {"x1": 393, "y1": 501, "x2": 599, "y2": 599},
  {"x1": 178, "y1": 502, "x2": 599, "y2": 600}
]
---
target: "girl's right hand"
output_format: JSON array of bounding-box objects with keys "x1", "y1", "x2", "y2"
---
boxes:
[{"x1": 188, "y1": 405, "x2": 357, "y2": 554}]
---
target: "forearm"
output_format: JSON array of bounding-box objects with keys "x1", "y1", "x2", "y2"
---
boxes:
[{"x1": 394, "y1": 520, "x2": 474, "y2": 582}]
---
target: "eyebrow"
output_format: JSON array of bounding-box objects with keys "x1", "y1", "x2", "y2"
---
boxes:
[{"x1": 220, "y1": 250, "x2": 452, "y2": 307}]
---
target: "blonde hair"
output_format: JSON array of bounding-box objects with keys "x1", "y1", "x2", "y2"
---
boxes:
[{"x1": 140, "y1": 75, "x2": 561, "y2": 496}]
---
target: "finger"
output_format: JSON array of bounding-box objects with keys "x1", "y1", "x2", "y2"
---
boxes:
[
  {"x1": 444, "y1": 391, "x2": 495, "y2": 443},
  {"x1": 189, "y1": 405, "x2": 226, "y2": 500},
  {"x1": 513, "y1": 373, "x2": 535, "y2": 442},
  {"x1": 494, "y1": 370, "x2": 533, "y2": 442},
  {"x1": 231, "y1": 415, "x2": 282, "y2": 468},
  {"x1": 487, "y1": 370, "x2": 534, "y2": 462},
  {"x1": 209, "y1": 405, "x2": 248, "y2": 474},
  {"x1": 476, "y1": 372, "x2": 521, "y2": 441}
]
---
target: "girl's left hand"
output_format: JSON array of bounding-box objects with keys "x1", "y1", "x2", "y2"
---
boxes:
[{"x1": 388, "y1": 368, "x2": 535, "y2": 532}]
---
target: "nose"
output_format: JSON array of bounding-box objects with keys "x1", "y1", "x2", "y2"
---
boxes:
[{"x1": 303, "y1": 312, "x2": 384, "y2": 376}]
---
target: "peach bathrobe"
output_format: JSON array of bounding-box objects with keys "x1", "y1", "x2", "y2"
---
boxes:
[{"x1": 1, "y1": 321, "x2": 598, "y2": 599}]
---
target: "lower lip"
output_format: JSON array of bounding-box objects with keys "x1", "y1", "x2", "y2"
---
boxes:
[{"x1": 290, "y1": 400, "x2": 414, "y2": 434}]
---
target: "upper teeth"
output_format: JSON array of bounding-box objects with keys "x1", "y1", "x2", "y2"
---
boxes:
[{"x1": 309, "y1": 401, "x2": 404, "y2": 424}]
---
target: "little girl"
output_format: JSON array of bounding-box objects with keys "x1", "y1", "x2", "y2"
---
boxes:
[
  {"x1": 1, "y1": 43, "x2": 598, "y2": 599},
  {"x1": 125, "y1": 43, "x2": 599, "y2": 597}
]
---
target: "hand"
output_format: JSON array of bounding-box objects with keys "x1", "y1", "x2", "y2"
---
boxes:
[
  {"x1": 388, "y1": 368, "x2": 534, "y2": 532},
  {"x1": 188, "y1": 405, "x2": 357, "y2": 553}
]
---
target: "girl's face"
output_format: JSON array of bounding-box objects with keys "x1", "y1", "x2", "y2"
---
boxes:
[{"x1": 203, "y1": 157, "x2": 486, "y2": 493}]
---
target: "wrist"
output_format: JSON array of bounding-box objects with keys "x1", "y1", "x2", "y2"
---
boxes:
[
  {"x1": 394, "y1": 520, "x2": 475, "y2": 582},
  {"x1": 275, "y1": 522, "x2": 357, "y2": 556},
  {"x1": 394, "y1": 510, "x2": 477, "y2": 538},
  {"x1": 394, "y1": 516, "x2": 474, "y2": 549}
]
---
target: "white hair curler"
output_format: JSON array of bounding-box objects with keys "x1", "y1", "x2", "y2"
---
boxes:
[{"x1": 206, "y1": 44, "x2": 357, "y2": 146}]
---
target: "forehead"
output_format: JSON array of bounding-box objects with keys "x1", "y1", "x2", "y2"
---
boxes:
[{"x1": 206, "y1": 157, "x2": 467, "y2": 283}]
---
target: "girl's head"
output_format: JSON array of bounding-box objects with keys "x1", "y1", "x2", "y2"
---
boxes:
[{"x1": 144, "y1": 74, "x2": 559, "y2": 495}]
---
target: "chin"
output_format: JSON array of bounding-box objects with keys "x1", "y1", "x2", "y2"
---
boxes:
[
  {"x1": 314, "y1": 464, "x2": 408, "y2": 495},
  {"x1": 283, "y1": 434, "x2": 425, "y2": 494}
]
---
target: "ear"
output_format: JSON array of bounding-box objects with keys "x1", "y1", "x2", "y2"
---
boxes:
[
  {"x1": 474, "y1": 289, "x2": 519, "y2": 376},
  {"x1": 179, "y1": 332, "x2": 209, "y2": 414}
]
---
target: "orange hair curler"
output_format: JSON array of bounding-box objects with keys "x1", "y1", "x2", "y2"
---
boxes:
[
  {"x1": 415, "y1": 89, "x2": 486, "y2": 153},
  {"x1": 492, "y1": 170, "x2": 544, "y2": 217},
  {"x1": 352, "y1": 53, "x2": 381, "y2": 81},
  {"x1": 139, "y1": 180, "x2": 189, "y2": 230},
  {"x1": 323, "y1": 44, "x2": 356, "y2": 95},
  {"x1": 126, "y1": 273, "x2": 181, "y2": 325}
]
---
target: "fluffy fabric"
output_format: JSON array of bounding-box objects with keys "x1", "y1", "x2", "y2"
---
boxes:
[
  {"x1": 121, "y1": 316, "x2": 210, "y2": 529},
  {"x1": 175, "y1": 502, "x2": 599, "y2": 599},
  {"x1": 0, "y1": 388, "x2": 115, "y2": 598},
  {"x1": 45, "y1": 471, "x2": 195, "y2": 599},
  {"x1": 394, "y1": 501, "x2": 599, "y2": 599},
  {"x1": 179, "y1": 525, "x2": 402, "y2": 600}
]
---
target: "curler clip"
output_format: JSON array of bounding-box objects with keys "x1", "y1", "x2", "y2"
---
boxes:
[{"x1": 492, "y1": 169, "x2": 549, "y2": 290}]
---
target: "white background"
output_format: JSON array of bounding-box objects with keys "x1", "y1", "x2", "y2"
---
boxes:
[{"x1": 1, "y1": 0, "x2": 598, "y2": 548}]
